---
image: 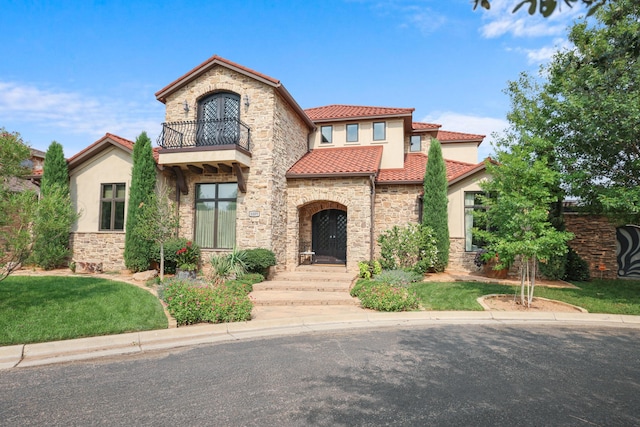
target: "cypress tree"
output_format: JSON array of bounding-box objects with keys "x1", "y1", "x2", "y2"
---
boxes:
[
  {"x1": 124, "y1": 132, "x2": 157, "y2": 272},
  {"x1": 422, "y1": 138, "x2": 449, "y2": 272},
  {"x1": 40, "y1": 141, "x2": 68, "y2": 197},
  {"x1": 31, "y1": 141, "x2": 76, "y2": 269}
]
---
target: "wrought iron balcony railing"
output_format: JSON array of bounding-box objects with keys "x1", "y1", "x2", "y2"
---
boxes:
[{"x1": 157, "y1": 118, "x2": 251, "y2": 152}]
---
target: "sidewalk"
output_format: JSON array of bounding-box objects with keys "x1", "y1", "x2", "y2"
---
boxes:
[{"x1": 3, "y1": 309, "x2": 640, "y2": 370}]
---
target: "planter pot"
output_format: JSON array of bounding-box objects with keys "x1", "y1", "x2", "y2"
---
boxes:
[
  {"x1": 176, "y1": 269, "x2": 197, "y2": 280},
  {"x1": 482, "y1": 258, "x2": 509, "y2": 279}
]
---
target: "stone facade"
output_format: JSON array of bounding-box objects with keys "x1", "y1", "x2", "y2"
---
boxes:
[
  {"x1": 287, "y1": 177, "x2": 373, "y2": 272},
  {"x1": 564, "y1": 214, "x2": 618, "y2": 280},
  {"x1": 69, "y1": 232, "x2": 126, "y2": 272}
]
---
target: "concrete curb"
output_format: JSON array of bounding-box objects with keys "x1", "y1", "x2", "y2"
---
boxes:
[{"x1": 3, "y1": 311, "x2": 640, "y2": 370}]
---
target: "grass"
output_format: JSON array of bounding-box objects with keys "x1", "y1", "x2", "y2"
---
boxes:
[
  {"x1": 0, "y1": 276, "x2": 168, "y2": 346},
  {"x1": 411, "y1": 279, "x2": 640, "y2": 315}
]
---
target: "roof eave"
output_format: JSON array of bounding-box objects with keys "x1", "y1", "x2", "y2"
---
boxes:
[
  {"x1": 286, "y1": 172, "x2": 376, "y2": 179},
  {"x1": 447, "y1": 163, "x2": 487, "y2": 186},
  {"x1": 312, "y1": 112, "x2": 413, "y2": 124}
]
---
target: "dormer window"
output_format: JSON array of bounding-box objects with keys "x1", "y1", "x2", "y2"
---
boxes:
[{"x1": 198, "y1": 92, "x2": 240, "y2": 145}]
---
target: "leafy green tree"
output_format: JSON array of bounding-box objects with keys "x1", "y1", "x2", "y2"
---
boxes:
[
  {"x1": 31, "y1": 141, "x2": 75, "y2": 269},
  {"x1": 124, "y1": 132, "x2": 157, "y2": 272},
  {"x1": 0, "y1": 129, "x2": 36, "y2": 281},
  {"x1": 135, "y1": 182, "x2": 179, "y2": 281},
  {"x1": 30, "y1": 184, "x2": 78, "y2": 269},
  {"x1": 504, "y1": 0, "x2": 640, "y2": 224},
  {"x1": 473, "y1": 0, "x2": 607, "y2": 17},
  {"x1": 422, "y1": 138, "x2": 449, "y2": 272},
  {"x1": 476, "y1": 137, "x2": 573, "y2": 307},
  {"x1": 40, "y1": 141, "x2": 68, "y2": 197}
]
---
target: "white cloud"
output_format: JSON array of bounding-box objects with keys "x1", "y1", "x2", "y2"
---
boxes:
[
  {"x1": 422, "y1": 111, "x2": 509, "y2": 162},
  {"x1": 0, "y1": 81, "x2": 163, "y2": 155},
  {"x1": 478, "y1": 0, "x2": 582, "y2": 39}
]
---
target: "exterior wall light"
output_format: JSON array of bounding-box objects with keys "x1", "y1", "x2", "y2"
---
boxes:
[
  {"x1": 183, "y1": 100, "x2": 189, "y2": 113},
  {"x1": 244, "y1": 94, "x2": 250, "y2": 109}
]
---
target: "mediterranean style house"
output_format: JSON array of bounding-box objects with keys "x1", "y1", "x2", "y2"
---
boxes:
[{"x1": 67, "y1": 55, "x2": 491, "y2": 273}]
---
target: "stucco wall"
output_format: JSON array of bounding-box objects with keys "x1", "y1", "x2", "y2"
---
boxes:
[{"x1": 309, "y1": 118, "x2": 405, "y2": 169}]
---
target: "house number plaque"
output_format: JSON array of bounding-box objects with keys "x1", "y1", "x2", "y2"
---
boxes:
[{"x1": 248, "y1": 211, "x2": 260, "y2": 217}]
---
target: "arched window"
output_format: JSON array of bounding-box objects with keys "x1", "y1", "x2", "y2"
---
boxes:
[{"x1": 197, "y1": 92, "x2": 240, "y2": 146}]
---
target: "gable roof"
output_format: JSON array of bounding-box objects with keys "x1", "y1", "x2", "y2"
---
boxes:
[
  {"x1": 412, "y1": 122, "x2": 441, "y2": 131},
  {"x1": 305, "y1": 105, "x2": 415, "y2": 123},
  {"x1": 376, "y1": 153, "x2": 483, "y2": 184},
  {"x1": 155, "y1": 54, "x2": 315, "y2": 130},
  {"x1": 286, "y1": 146, "x2": 383, "y2": 178},
  {"x1": 67, "y1": 133, "x2": 142, "y2": 170}
]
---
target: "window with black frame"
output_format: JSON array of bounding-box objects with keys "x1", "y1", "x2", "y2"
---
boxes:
[
  {"x1": 197, "y1": 92, "x2": 240, "y2": 146},
  {"x1": 195, "y1": 183, "x2": 237, "y2": 249},
  {"x1": 464, "y1": 192, "x2": 489, "y2": 251},
  {"x1": 100, "y1": 183, "x2": 126, "y2": 231}
]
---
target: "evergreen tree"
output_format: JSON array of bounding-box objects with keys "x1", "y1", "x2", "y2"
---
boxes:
[
  {"x1": 40, "y1": 141, "x2": 68, "y2": 197},
  {"x1": 124, "y1": 132, "x2": 157, "y2": 272},
  {"x1": 422, "y1": 138, "x2": 449, "y2": 272},
  {"x1": 31, "y1": 141, "x2": 76, "y2": 269}
]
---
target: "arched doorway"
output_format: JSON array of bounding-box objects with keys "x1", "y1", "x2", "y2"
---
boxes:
[
  {"x1": 312, "y1": 209, "x2": 347, "y2": 264},
  {"x1": 617, "y1": 225, "x2": 640, "y2": 278}
]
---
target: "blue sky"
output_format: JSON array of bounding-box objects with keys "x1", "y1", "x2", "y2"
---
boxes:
[{"x1": 0, "y1": 0, "x2": 587, "y2": 161}]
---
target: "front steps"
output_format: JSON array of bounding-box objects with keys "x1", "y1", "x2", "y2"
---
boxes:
[{"x1": 250, "y1": 265, "x2": 358, "y2": 308}]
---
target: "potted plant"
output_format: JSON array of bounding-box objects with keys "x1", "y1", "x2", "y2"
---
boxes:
[
  {"x1": 175, "y1": 241, "x2": 200, "y2": 280},
  {"x1": 475, "y1": 249, "x2": 508, "y2": 279}
]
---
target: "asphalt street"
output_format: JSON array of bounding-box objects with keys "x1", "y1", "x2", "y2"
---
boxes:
[{"x1": 1, "y1": 324, "x2": 639, "y2": 426}]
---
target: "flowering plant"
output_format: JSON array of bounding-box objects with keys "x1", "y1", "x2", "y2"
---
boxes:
[{"x1": 175, "y1": 241, "x2": 200, "y2": 271}]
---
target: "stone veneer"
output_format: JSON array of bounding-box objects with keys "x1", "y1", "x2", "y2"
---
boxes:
[
  {"x1": 69, "y1": 232, "x2": 126, "y2": 272},
  {"x1": 564, "y1": 214, "x2": 618, "y2": 280},
  {"x1": 287, "y1": 177, "x2": 373, "y2": 272},
  {"x1": 163, "y1": 65, "x2": 310, "y2": 268}
]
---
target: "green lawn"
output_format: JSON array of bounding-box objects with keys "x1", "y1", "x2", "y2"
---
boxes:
[
  {"x1": 411, "y1": 279, "x2": 640, "y2": 315},
  {"x1": 0, "y1": 276, "x2": 168, "y2": 346}
]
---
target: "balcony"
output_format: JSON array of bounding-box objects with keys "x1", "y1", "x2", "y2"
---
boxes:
[{"x1": 156, "y1": 118, "x2": 251, "y2": 194}]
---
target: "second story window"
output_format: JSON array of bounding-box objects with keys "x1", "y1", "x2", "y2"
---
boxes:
[
  {"x1": 321, "y1": 126, "x2": 333, "y2": 144},
  {"x1": 198, "y1": 92, "x2": 240, "y2": 145},
  {"x1": 410, "y1": 135, "x2": 421, "y2": 152},
  {"x1": 346, "y1": 124, "x2": 359, "y2": 142},
  {"x1": 373, "y1": 122, "x2": 386, "y2": 141}
]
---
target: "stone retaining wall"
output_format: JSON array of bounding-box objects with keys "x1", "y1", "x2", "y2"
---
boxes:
[
  {"x1": 564, "y1": 214, "x2": 618, "y2": 280},
  {"x1": 69, "y1": 232, "x2": 126, "y2": 272}
]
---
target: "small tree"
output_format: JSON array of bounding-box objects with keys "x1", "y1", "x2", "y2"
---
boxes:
[
  {"x1": 31, "y1": 141, "x2": 76, "y2": 269},
  {"x1": 0, "y1": 129, "x2": 36, "y2": 281},
  {"x1": 124, "y1": 132, "x2": 157, "y2": 272},
  {"x1": 422, "y1": 138, "x2": 449, "y2": 272},
  {"x1": 135, "y1": 182, "x2": 180, "y2": 281},
  {"x1": 477, "y1": 138, "x2": 573, "y2": 307}
]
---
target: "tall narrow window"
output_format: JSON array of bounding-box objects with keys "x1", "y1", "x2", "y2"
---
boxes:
[
  {"x1": 373, "y1": 122, "x2": 386, "y2": 140},
  {"x1": 321, "y1": 126, "x2": 333, "y2": 144},
  {"x1": 410, "y1": 135, "x2": 421, "y2": 152},
  {"x1": 195, "y1": 183, "x2": 237, "y2": 249},
  {"x1": 464, "y1": 192, "x2": 488, "y2": 251},
  {"x1": 346, "y1": 124, "x2": 359, "y2": 142},
  {"x1": 100, "y1": 183, "x2": 126, "y2": 231},
  {"x1": 197, "y1": 92, "x2": 240, "y2": 146}
]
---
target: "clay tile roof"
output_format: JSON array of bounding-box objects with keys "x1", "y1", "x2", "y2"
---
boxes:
[
  {"x1": 376, "y1": 153, "x2": 481, "y2": 184},
  {"x1": 304, "y1": 105, "x2": 414, "y2": 122},
  {"x1": 105, "y1": 133, "x2": 135, "y2": 150},
  {"x1": 67, "y1": 133, "x2": 142, "y2": 170},
  {"x1": 412, "y1": 122, "x2": 441, "y2": 131},
  {"x1": 437, "y1": 129, "x2": 485, "y2": 142},
  {"x1": 287, "y1": 146, "x2": 383, "y2": 178}
]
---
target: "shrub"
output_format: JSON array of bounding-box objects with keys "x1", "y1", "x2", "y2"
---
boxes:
[
  {"x1": 374, "y1": 269, "x2": 423, "y2": 287},
  {"x1": 564, "y1": 246, "x2": 591, "y2": 282},
  {"x1": 352, "y1": 279, "x2": 420, "y2": 312},
  {"x1": 175, "y1": 241, "x2": 200, "y2": 271},
  {"x1": 377, "y1": 223, "x2": 437, "y2": 272},
  {"x1": 243, "y1": 248, "x2": 276, "y2": 275},
  {"x1": 208, "y1": 249, "x2": 247, "y2": 286},
  {"x1": 161, "y1": 276, "x2": 260, "y2": 326},
  {"x1": 151, "y1": 237, "x2": 192, "y2": 274},
  {"x1": 539, "y1": 251, "x2": 567, "y2": 280},
  {"x1": 358, "y1": 260, "x2": 384, "y2": 279}
]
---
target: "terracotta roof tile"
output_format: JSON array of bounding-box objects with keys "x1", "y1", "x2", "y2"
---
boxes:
[
  {"x1": 376, "y1": 153, "x2": 481, "y2": 184},
  {"x1": 412, "y1": 122, "x2": 441, "y2": 131},
  {"x1": 305, "y1": 105, "x2": 414, "y2": 122},
  {"x1": 437, "y1": 129, "x2": 485, "y2": 142},
  {"x1": 287, "y1": 146, "x2": 383, "y2": 178},
  {"x1": 67, "y1": 133, "x2": 142, "y2": 169}
]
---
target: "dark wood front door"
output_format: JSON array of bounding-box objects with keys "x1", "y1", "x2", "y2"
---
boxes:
[{"x1": 312, "y1": 209, "x2": 347, "y2": 264}]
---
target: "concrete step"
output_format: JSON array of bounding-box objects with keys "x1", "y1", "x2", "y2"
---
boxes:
[
  {"x1": 272, "y1": 271, "x2": 356, "y2": 283},
  {"x1": 295, "y1": 265, "x2": 349, "y2": 274},
  {"x1": 252, "y1": 280, "x2": 351, "y2": 293},
  {"x1": 249, "y1": 290, "x2": 358, "y2": 306}
]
